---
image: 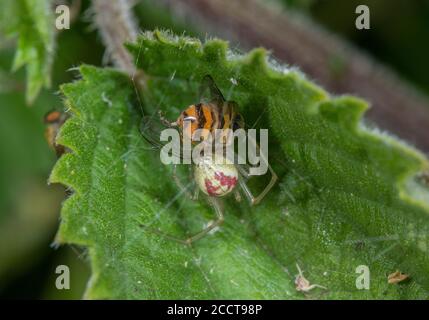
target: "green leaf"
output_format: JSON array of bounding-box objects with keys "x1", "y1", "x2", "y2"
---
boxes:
[
  {"x1": 51, "y1": 31, "x2": 429, "y2": 299},
  {"x1": 0, "y1": 0, "x2": 55, "y2": 104}
]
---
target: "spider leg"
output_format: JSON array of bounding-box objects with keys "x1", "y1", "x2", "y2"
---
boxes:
[
  {"x1": 139, "y1": 224, "x2": 193, "y2": 245},
  {"x1": 259, "y1": 162, "x2": 278, "y2": 203},
  {"x1": 192, "y1": 187, "x2": 200, "y2": 201},
  {"x1": 140, "y1": 196, "x2": 224, "y2": 245},
  {"x1": 237, "y1": 162, "x2": 277, "y2": 205},
  {"x1": 236, "y1": 163, "x2": 251, "y2": 180},
  {"x1": 235, "y1": 135, "x2": 278, "y2": 205},
  {"x1": 139, "y1": 177, "x2": 195, "y2": 244},
  {"x1": 234, "y1": 190, "x2": 242, "y2": 202},
  {"x1": 188, "y1": 165, "x2": 200, "y2": 200},
  {"x1": 237, "y1": 175, "x2": 254, "y2": 205},
  {"x1": 183, "y1": 196, "x2": 224, "y2": 244}
]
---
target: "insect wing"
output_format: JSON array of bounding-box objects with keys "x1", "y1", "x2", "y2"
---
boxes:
[
  {"x1": 199, "y1": 75, "x2": 226, "y2": 106},
  {"x1": 140, "y1": 115, "x2": 168, "y2": 150},
  {"x1": 139, "y1": 115, "x2": 185, "y2": 161}
]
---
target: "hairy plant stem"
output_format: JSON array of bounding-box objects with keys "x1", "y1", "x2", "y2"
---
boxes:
[{"x1": 91, "y1": 0, "x2": 138, "y2": 75}]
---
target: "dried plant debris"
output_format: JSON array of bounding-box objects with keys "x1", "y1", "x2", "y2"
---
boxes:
[{"x1": 388, "y1": 271, "x2": 409, "y2": 284}]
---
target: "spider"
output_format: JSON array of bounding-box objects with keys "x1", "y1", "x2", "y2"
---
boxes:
[{"x1": 139, "y1": 75, "x2": 277, "y2": 245}]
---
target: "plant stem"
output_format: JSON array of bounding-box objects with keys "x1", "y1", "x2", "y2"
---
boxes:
[{"x1": 92, "y1": 0, "x2": 138, "y2": 75}]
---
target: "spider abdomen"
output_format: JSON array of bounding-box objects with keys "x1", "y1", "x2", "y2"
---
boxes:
[{"x1": 194, "y1": 156, "x2": 238, "y2": 197}]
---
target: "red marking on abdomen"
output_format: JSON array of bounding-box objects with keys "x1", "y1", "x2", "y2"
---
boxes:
[
  {"x1": 214, "y1": 172, "x2": 238, "y2": 189},
  {"x1": 205, "y1": 178, "x2": 221, "y2": 196}
]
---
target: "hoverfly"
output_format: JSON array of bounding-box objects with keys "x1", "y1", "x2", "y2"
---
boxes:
[
  {"x1": 140, "y1": 75, "x2": 277, "y2": 244},
  {"x1": 172, "y1": 75, "x2": 244, "y2": 143},
  {"x1": 44, "y1": 110, "x2": 68, "y2": 157}
]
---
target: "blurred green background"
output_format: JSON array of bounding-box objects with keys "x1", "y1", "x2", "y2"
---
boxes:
[{"x1": 0, "y1": 0, "x2": 428, "y2": 299}]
